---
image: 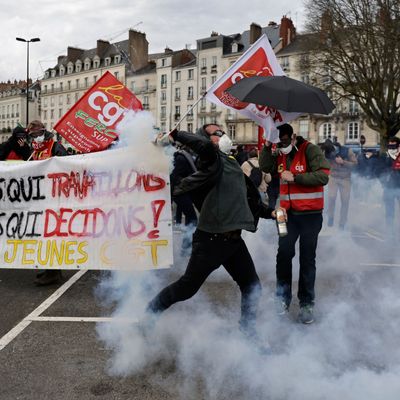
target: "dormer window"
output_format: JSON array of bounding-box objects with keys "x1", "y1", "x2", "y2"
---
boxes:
[
  {"x1": 104, "y1": 57, "x2": 111, "y2": 66},
  {"x1": 45, "y1": 71, "x2": 50, "y2": 79},
  {"x1": 67, "y1": 62, "x2": 74, "y2": 74},
  {"x1": 75, "y1": 60, "x2": 82, "y2": 73},
  {"x1": 231, "y1": 42, "x2": 239, "y2": 53},
  {"x1": 84, "y1": 58, "x2": 91, "y2": 71},
  {"x1": 114, "y1": 55, "x2": 121, "y2": 64},
  {"x1": 59, "y1": 66, "x2": 65, "y2": 76},
  {"x1": 51, "y1": 70, "x2": 56, "y2": 78},
  {"x1": 93, "y1": 56, "x2": 100, "y2": 69}
]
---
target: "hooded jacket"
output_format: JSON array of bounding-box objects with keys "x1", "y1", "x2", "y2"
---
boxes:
[{"x1": 172, "y1": 128, "x2": 272, "y2": 233}]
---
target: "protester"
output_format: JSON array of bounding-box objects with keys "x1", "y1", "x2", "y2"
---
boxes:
[
  {"x1": 170, "y1": 144, "x2": 198, "y2": 255},
  {"x1": 27, "y1": 120, "x2": 67, "y2": 285},
  {"x1": 260, "y1": 123, "x2": 330, "y2": 324},
  {"x1": 27, "y1": 120, "x2": 67, "y2": 160},
  {"x1": 323, "y1": 139, "x2": 357, "y2": 229},
  {"x1": 235, "y1": 144, "x2": 249, "y2": 165},
  {"x1": 146, "y1": 124, "x2": 279, "y2": 349},
  {"x1": 0, "y1": 126, "x2": 31, "y2": 161},
  {"x1": 241, "y1": 147, "x2": 271, "y2": 205},
  {"x1": 379, "y1": 136, "x2": 400, "y2": 239}
]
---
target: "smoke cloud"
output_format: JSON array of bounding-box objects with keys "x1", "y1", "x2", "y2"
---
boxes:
[{"x1": 96, "y1": 119, "x2": 400, "y2": 399}]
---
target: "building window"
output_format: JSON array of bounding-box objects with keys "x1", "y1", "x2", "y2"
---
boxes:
[
  {"x1": 59, "y1": 109, "x2": 62, "y2": 118},
  {"x1": 175, "y1": 87, "x2": 181, "y2": 101},
  {"x1": 349, "y1": 98, "x2": 359, "y2": 114},
  {"x1": 84, "y1": 61, "x2": 90, "y2": 70},
  {"x1": 67, "y1": 81, "x2": 71, "y2": 90},
  {"x1": 347, "y1": 122, "x2": 359, "y2": 141},
  {"x1": 160, "y1": 106, "x2": 166, "y2": 119},
  {"x1": 50, "y1": 109, "x2": 54, "y2": 119},
  {"x1": 320, "y1": 122, "x2": 333, "y2": 141},
  {"x1": 301, "y1": 74, "x2": 310, "y2": 84},
  {"x1": 161, "y1": 90, "x2": 166, "y2": 102},
  {"x1": 200, "y1": 98, "x2": 206, "y2": 110},
  {"x1": 201, "y1": 58, "x2": 207, "y2": 67},
  {"x1": 212, "y1": 56, "x2": 217, "y2": 66},
  {"x1": 93, "y1": 75, "x2": 98, "y2": 83},
  {"x1": 211, "y1": 76, "x2": 217, "y2": 84},
  {"x1": 188, "y1": 86, "x2": 193, "y2": 99},
  {"x1": 187, "y1": 123, "x2": 193, "y2": 132},
  {"x1": 104, "y1": 57, "x2": 111, "y2": 66},
  {"x1": 84, "y1": 77, "x2": 89, "y2": 87},
  {"x1": 143, "y1": 96, "x2": 149, "y2": 110},
  {"x1": 144, "y1": 79, "x2": 149, "y2": 90},
  {"x1": 43, "y1": 110, "x2": 47, "y2": 119},
  {"x1": 299, "y1": 119, "x2": 309, "y2": 138},
  {"x1": 161, "y1": 58, "x2": 166, "y2": 67},
  {"x1": 201, "y1": 77, "x2": 207, "y2": 91},
  {"x1": 51, "y1": 84, "x2": 54, "y2": 93},
  {"x1": 131, "y1": 81, "x2": 135, "y2": 92},
  {"x1": 228, "y1": 124, "x2": 236, "y2": 141},
  {"x1": 200, "y1": 116, "x2": 206, "y2": 126},
  {"x1": 75, "y1": 79, "x2": 79, "y2": 89},
  {"x1": 114, "y1": 72, "x2": 119, "y2": 80},
  {"x1": 175, "y1": 105, "x2": 181, "y2": 120},
  {"x1": 280, "y1": 56, "x2": 289, "y2": 68},
  {"x1": 161, "y1": 122, "x2": 166, "y2": 133},
  {"x1": 58, "y1": 95, "x2": 63, "y2": 105},
  {"x1": 50, "y1": 96, "x2": 55, "y2": 106},
  {"x1": 175, "y1": 71, "x2": 181, "y2": 81},
  {"x1": 161, "y1": 74, "x2": 167, "y2": 88},
  {"x1": 66, "y1": 94, "x2": 71, "y2": 105},
  {"x1": 60, "y1": 82, "x2": 63, "y2": 91},
  {"x1": 188, "y1": 69, "x2": 194, "y2": 80}
]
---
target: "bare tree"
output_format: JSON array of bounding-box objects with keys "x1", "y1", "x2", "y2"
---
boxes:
[{"x1": 303, "y1": 0, "x2": 400, "y2": 147}]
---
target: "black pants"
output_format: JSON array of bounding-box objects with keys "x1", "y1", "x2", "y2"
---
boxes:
[
  {"x1": 276, "y1": 213, "x2": 323, "y2": 307},
  {"x1": 147, "y1": 229, "x2": 261, "y2": 330},
  {"x1": 173, "y1": 194, "x2": 197, "y2": 225}
]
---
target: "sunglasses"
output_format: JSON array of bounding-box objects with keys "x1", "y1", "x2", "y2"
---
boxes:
[{"x1": 211, "y1": 130, "x2": 225, "y2": 137}]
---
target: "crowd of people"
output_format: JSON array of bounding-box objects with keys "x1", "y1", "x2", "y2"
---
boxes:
[{"x1": 2, "y1": 119, "x2": 399, "y2": 351}]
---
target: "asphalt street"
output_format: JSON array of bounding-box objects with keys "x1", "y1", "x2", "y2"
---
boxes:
[{"x1": 0, "y1": 219, "x2": 398, "y2": 400}]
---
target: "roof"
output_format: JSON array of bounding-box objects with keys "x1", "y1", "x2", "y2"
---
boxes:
[{"x1": 277, "y1": 33, "x2": 317, "y2": 56}]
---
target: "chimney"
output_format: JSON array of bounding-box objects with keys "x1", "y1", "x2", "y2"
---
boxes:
[
  {"x1": 279, "y1": 16, "x2": 296, "y2": 48},
  {"x1": 268, "y1": 21, "x2": 278, "y2": 27},
  {"x1": 128, "y1": 30, "x2": 149, "y2": 72},
  {"x1": 250, "y1": 23, "x2": 262, "y2": 44},
  {"x1": 57, "y1": 55, "x2": 66, "y2": 65},
  {"x1": 67, "y1": 47, "x2": 84, "y2": 63},
  {"x1": 164, "y1": 47, "x2": 173, "y2": 54},
  {"x1": 96, "y1": 40, "x2": 110, "y2": 57}
]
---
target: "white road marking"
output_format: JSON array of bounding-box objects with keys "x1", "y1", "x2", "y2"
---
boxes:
[
  {"x1": 0, "y1": 270, "x2": 87, "y2": 351},
  {"x1": 360, "y1": 263, "x2": 400, "y2": 267},
  {"x1": 364, "y1": 232, "x2": 385, "y2": 242},
  {"x1": 28, "y1": 316, "x2": 138, "y2": 323}
]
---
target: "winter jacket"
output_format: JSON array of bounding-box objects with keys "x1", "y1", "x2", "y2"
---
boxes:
[
  {"x1": 259, "y1": 136, "x2": 330, "y2": 214},
  {"x1": 172, "y1": 129, "x2": 272, "y2": 233}
]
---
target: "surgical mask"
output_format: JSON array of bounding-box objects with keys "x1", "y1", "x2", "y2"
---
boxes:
[
  {"x1": 33, "y1": 135, "x2": 45, "y2": 144},
  {"x1": 280, "y1": 144, "x2": 293, "y2": 155},
  {"x1": 218, "y1": 134, "x2": 233, "y2": 154},
  {"x1": 388, "y1": 148, "x2": 399, "y2": 160}
]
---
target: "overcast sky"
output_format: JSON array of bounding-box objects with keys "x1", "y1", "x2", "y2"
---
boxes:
[{"x1": 0, "y1": 0, "x2": 306, "y2": 83}]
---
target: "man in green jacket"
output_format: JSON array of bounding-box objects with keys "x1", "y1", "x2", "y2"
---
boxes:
[
  {"x1": 260, "y1": 124, "x2": 330, "y2": 324},
  {"x1": 147, "y1": 124, "x2": 276, "y2": 348}
]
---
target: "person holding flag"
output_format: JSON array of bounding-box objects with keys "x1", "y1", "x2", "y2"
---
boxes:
[{"x1": 260, "y1": 123, "x2": 330, "y2": 324}]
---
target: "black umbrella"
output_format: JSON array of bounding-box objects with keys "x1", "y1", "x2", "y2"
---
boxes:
[{"x1": 225, "y1": 76, "x2": 335, "y2": 115}]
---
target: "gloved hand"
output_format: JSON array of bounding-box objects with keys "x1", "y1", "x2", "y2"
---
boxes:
[{"x1": 154, "y1": 132, "x2": 174, "y2": 147}]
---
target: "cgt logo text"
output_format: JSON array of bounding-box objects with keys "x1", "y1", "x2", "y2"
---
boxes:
[{"x1": 294, "y1": 163, "x2": 305, "y2": 173}]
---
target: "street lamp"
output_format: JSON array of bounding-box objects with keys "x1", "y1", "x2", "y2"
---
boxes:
[{"x1": 16, "y1": 37, "x2": 40, "y2": 127}]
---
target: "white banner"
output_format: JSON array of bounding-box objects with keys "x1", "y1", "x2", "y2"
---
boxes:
[
  {"x1": 205, "y1": 34, "x2": 299, "y2": 142},
  {"x1": 0, "y1": 147, "x2": 173, "y2": 270}
]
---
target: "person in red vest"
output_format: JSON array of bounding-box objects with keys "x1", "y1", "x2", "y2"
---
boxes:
[
  {"x1": 260, "y1": 124, "x2": 330, "y2": 324},
  {"x1": 27, "y1": 120, "x2": 67, "y2": 160},
  {"x1": 27, "y1": 120, "x2": 67, "y2": 285},
  {"x1": 0, "y1": 126, "x2": 31, "y2": 160}
]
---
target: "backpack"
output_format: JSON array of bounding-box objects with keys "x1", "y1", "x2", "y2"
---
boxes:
[{"x1": 247, "y1": 160, "x2": 263, "y2": 187}]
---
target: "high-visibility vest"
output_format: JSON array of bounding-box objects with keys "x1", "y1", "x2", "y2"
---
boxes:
[
  {"x1": 392, "y1": 153, "x2": 400, "y2": 170},
  {"x1": 32, "y1": 140, "x2": 54, "y2": 160},
  {"x1": 277, "y1": 141, "x2": 328, "y2": 211}
]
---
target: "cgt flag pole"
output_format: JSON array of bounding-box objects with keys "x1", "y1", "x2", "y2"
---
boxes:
[{"x1": 171, "y1": 95, "x2": 205, "y2": 132}]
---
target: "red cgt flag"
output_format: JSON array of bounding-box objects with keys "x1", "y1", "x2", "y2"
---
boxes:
[{"x1": 54, "y1": 71, "x2": 142, "y2": 153}]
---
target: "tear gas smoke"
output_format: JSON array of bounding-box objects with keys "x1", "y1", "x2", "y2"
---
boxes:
[{"x1": 96, "y1": 117, "x2": 400, "y2": 399}]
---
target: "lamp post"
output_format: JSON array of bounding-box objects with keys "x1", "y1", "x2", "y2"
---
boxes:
[{"x1": 16, "y1": 37, "x2": 40, "y2": 127}]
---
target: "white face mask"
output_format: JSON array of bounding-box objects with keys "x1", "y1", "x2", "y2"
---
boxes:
[
  {"x1": 280, "y1": 144, "x2": 293, "y2": 155},
  {"x1": 218, "y1": 134, "x2": 233, "y2": 155},
  {"x1": 388, "y1": 149, "x2": 399, "y2": 160},
  {"x1": 33, "y1": 135, "x2": 45, "y2": 144}
]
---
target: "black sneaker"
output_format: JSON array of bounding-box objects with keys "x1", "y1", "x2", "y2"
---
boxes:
[{"x1": 298, "y1": 305, "x2": 314, "y2": 324}]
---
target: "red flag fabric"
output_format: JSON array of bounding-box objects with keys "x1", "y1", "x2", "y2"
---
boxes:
[{"x1": 54, "y1": 71, "x2": 142, "y2": 153}]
